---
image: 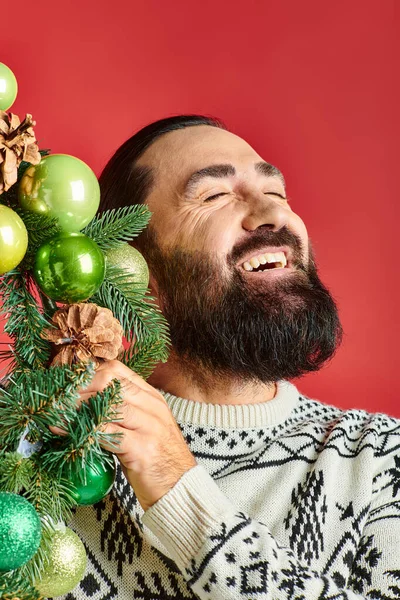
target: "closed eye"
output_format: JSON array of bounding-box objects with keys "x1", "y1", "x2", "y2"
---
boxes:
[
  {"x1": 204, "y1": 191, "x2": 288, "y2": 202},
  {"x1": 265, "y1": 192, "x2": 287, "y2": 200},
  {"x1": 204, "y1": 192, "x2": 227, "y2": 202}
]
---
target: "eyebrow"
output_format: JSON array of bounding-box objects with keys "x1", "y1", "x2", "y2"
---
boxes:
[{"x1": 183, "y1": 161, "x2": 286, "y2": 196}]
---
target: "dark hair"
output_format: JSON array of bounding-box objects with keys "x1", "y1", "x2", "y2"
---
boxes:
[{"x1": 98, "y1": 114, "x2": 227, "y2": 215}]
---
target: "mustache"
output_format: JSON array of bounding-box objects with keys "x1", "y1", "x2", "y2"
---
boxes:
[{"x1": 228, "y1": 225, "x2": 304, "y2": 267}]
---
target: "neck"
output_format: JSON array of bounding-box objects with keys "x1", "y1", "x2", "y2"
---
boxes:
[{"x1": 147, "y1": 352, "x2": 277, "y2": 405}]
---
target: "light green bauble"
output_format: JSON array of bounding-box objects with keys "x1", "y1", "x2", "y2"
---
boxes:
[
  {"x1": 18, "y1": 154, "x2": 100, "y2": 232},
  {"x1": 34, "y1": 526, "x2": 87, "y2": 597},
  {"x1": 33, "y1": 232, "x2": 105, "y2": 303},
  {"x1": 0, "y1": 205, "x2": 28, "y2": 274},
  {"x1": 106, "y1": 244, "x2": 149, "y2": 293},
  {"x1": 64, "y1": 454, "x2": 116, "y2": 505},
  {"x1": 0, "y1": 63, "x2": 18, "y2": 111},
  {"x1": 0, "y1": 492, "x2": 42, "y2": 572}
]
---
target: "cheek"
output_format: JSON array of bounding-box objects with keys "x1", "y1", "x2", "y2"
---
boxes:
[
  {"x1": 290, "y1": 213, "x2": 309, "y2": 262},
  {"x1": 170, "y1": 205, "x2": 231, "y2": 252},
  {"x1": 191, "y1": 212, "x2": 239, "y2": 256}
]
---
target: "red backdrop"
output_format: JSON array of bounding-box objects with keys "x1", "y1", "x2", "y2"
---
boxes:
[{"x1": 2, "y1": 0, "x2": 399, "y2": 415}]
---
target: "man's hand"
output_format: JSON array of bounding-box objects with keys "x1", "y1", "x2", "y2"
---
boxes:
[{"x1": 76, "y1": 360, "x2": 197, "y2": 512}]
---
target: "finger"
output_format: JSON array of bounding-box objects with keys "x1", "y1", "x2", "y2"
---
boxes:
[
  {"x1": 111, "y1": 400, "x2": 152, "y2": 430},
  {"x1": 97, "y1": 422, "x2": 134, "y2": 455},
  {"x1": 78, "y1": 383, "x2": 163, "y2": 421},
  {"x1": 78, "y1": 391, "x2": 155, "y2": 431},
  {"x1": 49, "y1": 424, "x2": 67, "y2": 436},
  {"x1": 84, "y1": 360, "x2": 164, "y2": 401},
  {"x1": 49, "y1": 399, "x2": 148, "y2": 437}
]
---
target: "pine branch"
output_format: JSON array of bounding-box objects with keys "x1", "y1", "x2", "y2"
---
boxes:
[
  {"x1": 91, "y1": 264, "x2": 171, "y2": 352},
  {"x1": 41, "y1": 378, "x2": 123, "y2": 476},
  {"x1": 0, "y1": 362, "x2": 95, "y2": 452},
  {"x1": 0, "y1": 572, "x2": 41, "y2": 600},
  {"x1": 0, "y1": 453, "x2": 34, "y2": 493},
  {"x1": 0, "y1": 271, "x2": 51, "y2": 373},
  {"x1": 24, "y1": 461, "x2": 77, "y2": 525},
  {"x1": 82, "y1": 204, "x2": 152, "y2": 251},
  {"x1": 13, "y1": 208, "x2": 61, "y2": 271},
  {"x1": 0, "y1": 452, "x2": 76, "y2": 527},
  {"x1": 121, "y1": 333, "x2": 170, "y2": 380}
]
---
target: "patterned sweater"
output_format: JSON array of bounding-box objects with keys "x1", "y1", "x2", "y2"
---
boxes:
[{"x1": 59, "y1": 379, "x2": 400, "y2": 600}]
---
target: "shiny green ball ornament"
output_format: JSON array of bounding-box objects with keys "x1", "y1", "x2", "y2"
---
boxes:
[
  {"x1": 33, "y1": 232, "x2": 105, "y2": 303},
  {"x1": 34, "y1": 526, "x2": 87, "y2": 597},
  {"x1": 18, "y1": 154, "x2": 100, "y2": 232},
  {"x1": 106, "y1": 244, "x2": 149, "y2": 292},
  {"x1": 0, "y1": 63, "x2": 18, "y2": 111},
  {"x1": 0, "y1": 492, "x2": 42, "y2": 572},
  {"x1": 65, "y1": 455, "x2": 116, "y2": 505},
  {"x1": 0, "y1": 205, "x2": 28, "y2": 274}
]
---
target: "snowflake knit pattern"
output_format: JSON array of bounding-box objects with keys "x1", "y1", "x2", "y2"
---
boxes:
[{"x1": 57, "y1": 379, "x2": 400, "y2": 600}]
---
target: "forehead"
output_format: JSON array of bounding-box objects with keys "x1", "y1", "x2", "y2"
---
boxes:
[{"x1": 137, "y1": 125, "x2": 264, "y2": 182}]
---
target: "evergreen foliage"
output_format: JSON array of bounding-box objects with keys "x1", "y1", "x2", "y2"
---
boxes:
[
  {"x1": 0, "y1": 572, "x2": 41, "y2": 600},
  {"x1": 0, "y1": 148, "x2": 171, "y2": 598},
  {"x1": 122, "y1": 333, "x2": 170, "y2": 381},
  {"x1": 92, "y1": 264, "x2": 170, "y2": 377},
  {"x1": 83, "y1": 204, "x2": 152, "y2": 250},
  {"x1": 0, "y1": 271, "x2": 52, "y2": 374},
  {"x1": 0, "y1": 362, "x2": 96, "y2": 452},
  {"x1": 14, "y1": 208, "x2": 61, "y2": 271}
]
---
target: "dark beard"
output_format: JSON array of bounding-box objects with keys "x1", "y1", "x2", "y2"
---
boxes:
[{"x1": 139, "y1": 226, "x2": 344, "y2": 392}]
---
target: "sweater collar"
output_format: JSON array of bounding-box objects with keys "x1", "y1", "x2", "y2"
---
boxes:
[{"x1": 157, "y1": 380, "x2": 300, "y2": 429}]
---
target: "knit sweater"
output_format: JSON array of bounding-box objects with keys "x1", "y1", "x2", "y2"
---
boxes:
[{"x1": 58, "y1": 379, "x2": 400, "y2": 600}]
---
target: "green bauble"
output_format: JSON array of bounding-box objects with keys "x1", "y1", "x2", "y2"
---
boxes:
[
  {"x1": 0, "y1": 492, "x2": 42, "y2": 572},
  {"x1": 33, "y1": 232, "x2": 105, "y2": 303},
  {"x1": 18, "y1": 154, "x2": 100, "y2": 232},
  {"x1": 0, "y1": 205, "x2": 28, "y2": 274},
  {"x1": 106, "y1": 244, "x2": 149, "y2": 293},
  {"x1": 65, "y1": 455, "x2": 116, "y2": 505},
  {"x1": 0, "y1": 63, "x2": 18, "y2": 111},
  {"x1": 34, "y1": 526, "x2": 87, "y2": 597}
]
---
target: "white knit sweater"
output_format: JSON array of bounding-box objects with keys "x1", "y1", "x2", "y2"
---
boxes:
[{"x1": 59, "y1": 379, "x2": 400, "y2": 600}]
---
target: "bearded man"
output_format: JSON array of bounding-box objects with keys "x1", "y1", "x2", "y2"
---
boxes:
[{"x1": 62, "y1": 116, "x2": 400, "y2": 600}]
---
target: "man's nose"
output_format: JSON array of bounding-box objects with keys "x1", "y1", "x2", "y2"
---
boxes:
[{"x1": 241, "y1": 193, "x2": 290, "y2": 232}]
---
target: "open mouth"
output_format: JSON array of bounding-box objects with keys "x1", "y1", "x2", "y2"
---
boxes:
[
  {"x1": 241, "y1": 250, "x2": 289, "y2": 272},
  {"x1": 247, "y1": 262, "x2": 286, "y2": 272}
]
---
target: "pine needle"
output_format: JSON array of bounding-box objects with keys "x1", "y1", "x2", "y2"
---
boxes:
[
  {"x1": 0, "y1": 572, "x2": 41, "y2": 600},
  {"x1": 121, "y1": 333, "x2": 170, "y2": 380},
  {"x1": 0, "y1": 363, "x2": 95, "y2": 452},
  {"x1": 83, "y1": 204, "x2": 152, "y2": 251},
  {"x1": 92, "y1": 264, "x2": 171, "y2": 343},
  {"x1": 0, "y1": 272, "x2": 51, "y2": 372},
  {"x1": 0, "y1": 453, "x2": 34, "y2": 493},
  {"x1": 13, "y1": 208, "x2": 61, "y2": 271},
  {"x1": 41, "y1": 378, "x2": 124, "y2": 476}
]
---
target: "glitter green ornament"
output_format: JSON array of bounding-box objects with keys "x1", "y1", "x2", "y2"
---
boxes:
[
  {"x1": 64, "y1": 454, "x2": 116, "y2": 505},
  {"x1": 0, "y1": 492, "x2": 42, "y2": 572},
  {"x1": 34, "y1": 526, "x2": 87, "y2": 597},
  {"x1": 106, "y1": 243, "x2": 149, "y2": 294}
]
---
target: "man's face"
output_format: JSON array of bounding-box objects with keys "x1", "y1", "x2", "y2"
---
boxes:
[
  {"x1": 136, "y1": 125, "x2": 343, "y2": 390},
  {"x1": 138, "y1": 126, "x2": 308, "y2": 274}
]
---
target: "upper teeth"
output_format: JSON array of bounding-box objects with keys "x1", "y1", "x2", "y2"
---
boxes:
[{"x1": 242, "y1": 251, "x2": 287, "y2": 271}]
